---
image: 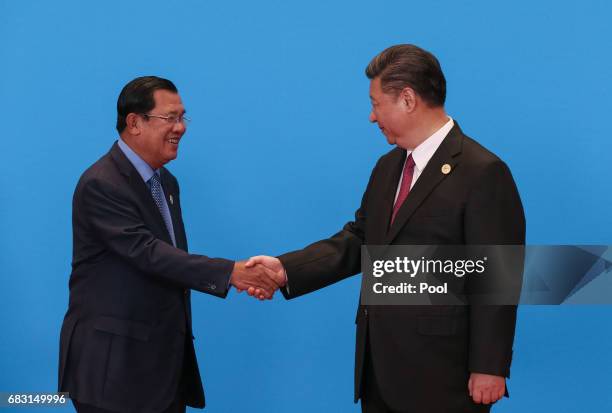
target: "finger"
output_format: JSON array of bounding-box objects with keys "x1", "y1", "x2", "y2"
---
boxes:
[
  {"x1": 472, "y1": 389, "x2": 482, "y2": 404},
  {"x1": 482, "y1": 389, "x2": 492, "y2": 405},
  {"x1": 493, "y1": 386, "x2": 504, "y2": 402},
  {"x1": 258, "y1": 289, "x2": 272, "y2": 300},
  {"x1": 247, "y1": 287, "x2": 256, "y2": 295},
  {"x1": 256, "y1": 273, "x2": 279, "y2": 291},
  {"x1": 262, "y1": 268, "x2": 283, "y2": 289},
  {"x1": 254, "y1": 288, "x2": 272, "y2": 299},
  {"x1": 259, "y1": 265, "x2": 278, "y2": 278},
  {"x1": 468, "y1": 376, "x2": 473, "y2": 397},
  {"x1": 247, "y1": 266, "x2": 277, "y2": 291},
  {"x1": 259, "y1": 265, "x2": 286, "y2": 287}
]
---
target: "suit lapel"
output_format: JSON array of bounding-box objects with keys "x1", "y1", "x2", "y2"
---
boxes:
[
  {"x1": 384, "y1": 124, "x2": 464, "y2": 244},
  {"x1": 370, "y1": 148, "x2": 406, "y2": 244},
  {"x1": 160, "y1": 169, "x2": 187, "y2": 251},
  {"x1": 109, "y1": 142, "x2": 175, "y2": 246}
]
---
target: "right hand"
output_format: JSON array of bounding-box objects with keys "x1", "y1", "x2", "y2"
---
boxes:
[
  {"x1": 243, "y1": 256, "x2": 287, "y2": 299},
  {"x1": 230, "y1": 260, "x2": 285, "y2": 300}
]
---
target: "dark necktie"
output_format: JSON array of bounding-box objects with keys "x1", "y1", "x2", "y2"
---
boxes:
[
  {"x1": 149, "y1": 172, "x2": 176, "y2": 246},
  {"x1": 391, "y1": 154, "x2": 415, "y2": 225}
]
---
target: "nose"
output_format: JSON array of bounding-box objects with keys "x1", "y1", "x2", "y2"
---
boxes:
[
  {"x1": 174, "y1": 120, "x2": 186, "y2": 134},
  {"x1": 369, "y1": 111, "x2": 377, "y2": 123}
]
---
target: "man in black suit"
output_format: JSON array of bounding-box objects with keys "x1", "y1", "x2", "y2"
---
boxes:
[
  {"x1": 58, "y1": 76, "x2": 283, "y2": 413},
  {"x1": 247, "y1": 45, "x2": 525, "y2": 412}
]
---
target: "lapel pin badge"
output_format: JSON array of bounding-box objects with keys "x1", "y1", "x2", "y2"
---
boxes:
[
  {"x1": 169, "y1": 195, "x2": 174, "y2": 205},
  {"x1": 441, "y1": 164, "x2": 452, "y2": 175}
]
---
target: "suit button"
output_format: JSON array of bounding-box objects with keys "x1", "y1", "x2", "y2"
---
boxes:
[{"x1": 210, "y1": 284, "x2": 216, "y2": 290}]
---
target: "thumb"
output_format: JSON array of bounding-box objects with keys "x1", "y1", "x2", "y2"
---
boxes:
[{"x1": 245, "y1": 256, "x2": 264, "y2": 268}]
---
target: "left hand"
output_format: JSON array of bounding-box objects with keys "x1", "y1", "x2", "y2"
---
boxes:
[{"x1": 468, "y1": 373, "x2": 505, "y2": 404}]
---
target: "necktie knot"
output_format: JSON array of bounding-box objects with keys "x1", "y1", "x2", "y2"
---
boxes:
[
  {"x1": 405, "y1": 153, "x2": 415, "y2": 169},
  {"x1": 149, "y1": 172, "x2": 161, "y2": 187}
]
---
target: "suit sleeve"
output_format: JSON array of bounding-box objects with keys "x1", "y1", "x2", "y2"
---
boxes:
[
  {"x1": 464, "y1": 160, "x2": 526, "y2": 377},
  {"x1": 278, "y1": 160, "x2": 382, "y2": 299},
  {"x1": 79, "y1": 176, "x2": 234, "y2": 298}
]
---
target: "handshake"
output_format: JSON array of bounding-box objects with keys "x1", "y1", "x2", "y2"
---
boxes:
[{"x1": 229, "y1": 256, "x2": 287, "y2": 300}]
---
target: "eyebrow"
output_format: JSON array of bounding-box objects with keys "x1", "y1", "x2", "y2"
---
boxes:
[{"x1": 166, "y1": 109, "x2": 187, "y2": 115}]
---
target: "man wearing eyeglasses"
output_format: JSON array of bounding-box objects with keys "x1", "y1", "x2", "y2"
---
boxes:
[{"x1": 58, "y1": 76, "x2": 284, "y2": 413}]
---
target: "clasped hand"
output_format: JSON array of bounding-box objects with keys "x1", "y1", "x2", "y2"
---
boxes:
[{"x1": 229, "y1": 256, "x2": 286, "y2": 300}]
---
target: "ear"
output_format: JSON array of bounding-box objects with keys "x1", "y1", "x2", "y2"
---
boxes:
[
  {"x1": 125, "y1": 113, "x2": 142, "y2": 136},
  {"x1": 400, "y1": 87, "x2": 417, "y2": 113}
]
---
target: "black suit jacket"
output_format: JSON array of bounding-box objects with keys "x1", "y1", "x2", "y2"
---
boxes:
[
  {"x1": 278, "y1": 123, "x2": 525, "y2": 412},
  {"x1": 58, "y1": 142, "x2": 234, "y2": 412}
]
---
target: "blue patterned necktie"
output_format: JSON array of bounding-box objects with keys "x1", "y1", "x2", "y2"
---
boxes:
[{"x1": 149, "y1": 172, "x2": 176, "y2": 246}]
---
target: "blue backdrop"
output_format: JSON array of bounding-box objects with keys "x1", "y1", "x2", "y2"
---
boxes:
[{"x1": 1, "y1": 1, "x2": 611, "y2": 411}]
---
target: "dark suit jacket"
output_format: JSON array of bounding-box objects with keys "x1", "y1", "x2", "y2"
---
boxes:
[
  {"x1": 278, "y1": 123, "x2": 525, "y2": 412},
  {"x1": 58, "y1": 142, "x2": 234, "y2": 413}
]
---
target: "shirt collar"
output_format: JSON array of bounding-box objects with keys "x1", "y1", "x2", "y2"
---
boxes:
[
  {"x1": 117, "y1": 138, "x2": 159, "y2": 183},
  {"x1": 408, "y1": 117, "x2": 454, "y2": 173}
]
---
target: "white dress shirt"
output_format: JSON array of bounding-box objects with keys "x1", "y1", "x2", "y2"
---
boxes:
[{"x1": 394, "y1": 117, "x2": 455, "y2": 203}]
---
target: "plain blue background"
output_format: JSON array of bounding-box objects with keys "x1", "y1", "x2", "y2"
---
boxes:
[{"x1": 1, "y1": 0, "x2": 611, "y2": 411}]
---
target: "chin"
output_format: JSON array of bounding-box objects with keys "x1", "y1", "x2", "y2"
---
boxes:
[{"x1": 161, "y1": 154, "x2": 178, "y2": 165}]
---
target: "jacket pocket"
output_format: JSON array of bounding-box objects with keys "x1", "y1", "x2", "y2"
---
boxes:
[{"x1": 93, "y1": 316, "x2": 152, "y2": 342}]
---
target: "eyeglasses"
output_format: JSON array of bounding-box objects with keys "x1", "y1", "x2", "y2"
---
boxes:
[{"x1": 142, "y1": 113, "x2": 191, "y2": 125}]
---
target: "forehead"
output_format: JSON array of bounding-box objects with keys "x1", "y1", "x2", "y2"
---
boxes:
[
  {"x1": 369, "y1": 77, "x2": 390, "y2": 101},
  {"x1": 152, "y1": 89, "x2": 184, "y2": 112},
  {"x1": 369, "y1": 77, "x2": 401, "y2": 104},
  {"x1": 369, "y1": 77, "x2": 382, "y2": 96}
]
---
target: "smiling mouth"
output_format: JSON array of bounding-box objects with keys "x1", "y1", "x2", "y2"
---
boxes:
[{"x1": 168, "y1": 138, "x2": 180, "y2": 144}]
